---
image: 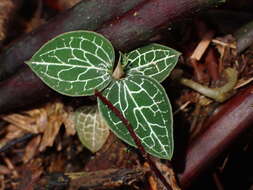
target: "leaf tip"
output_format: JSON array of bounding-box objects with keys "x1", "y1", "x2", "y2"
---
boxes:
[{"x1": 24, "y1": 60, "x2": 32, "y2": 66}]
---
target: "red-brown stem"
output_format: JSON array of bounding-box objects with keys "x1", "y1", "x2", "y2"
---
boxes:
[
  {"x1": 177, "y1": 84, "x2": 253, "y2": 188},
  {"x1": 94, "y1": 90, "x2": 172, "y2": 190}
]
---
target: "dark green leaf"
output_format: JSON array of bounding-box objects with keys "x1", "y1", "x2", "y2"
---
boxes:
[
  {"x1": 124, "y1": 44, "x2": 180, "y2": 82},
  {"x1": 26, "y1": 31, "x2": 115, "y2": 96},
  {"x1": 98, "y1": 75, "x2": 173, "y2": 159}
]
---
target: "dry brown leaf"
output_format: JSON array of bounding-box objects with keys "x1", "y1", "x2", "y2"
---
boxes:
[
  {"x1": 0, "y1": 125, "x2": 26, "y2": 149},
  {"x1": 2, "y1": 114, "x2": 39, "y2": 133},
  {"x1": 39, "y1": 102, "x2": 65, "y2": 151},
  {"x1": 23, "y1": 135, "x2": 41, "y2": 163},
  {"x1": 1, "y1": 101, "x2": 76, "y2": 152},
  {"x1": 62, "y1": 107, "x2": 76, "y2": 136},
  {"x1": 39, "y1": 115, "x2": 62, "y2": 151}
]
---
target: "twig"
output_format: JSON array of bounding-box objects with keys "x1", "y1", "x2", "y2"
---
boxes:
[
  {"x1": 94, "y1": 90, "x2": 172, "y2": 190},
  {"x1": 191, "y1": 31, "x2": 214, "y2": 61},
  {"x1": 67, "y1": 168, "x2": 146, "y2": 189}
]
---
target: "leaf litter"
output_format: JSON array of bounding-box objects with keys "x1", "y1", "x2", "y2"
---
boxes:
[{"x1": 0, "y1": 2, "x2": 253, "y2": 189}]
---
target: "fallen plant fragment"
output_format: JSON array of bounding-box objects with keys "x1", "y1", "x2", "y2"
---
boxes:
[
  {"x1": 190, "y1": 31, "x2": 214, "y2": 61},
  {"x1": 1, "y1": 101, "x2": 76, "y2": 152},
  {"x1": 180, "y1": 67, "x2": 238, "y2": 102}
]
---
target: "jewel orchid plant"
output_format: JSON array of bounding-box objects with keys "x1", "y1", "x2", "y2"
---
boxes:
[{"x1": 26, "y1": 31, "x2": 180, "y2": 159}]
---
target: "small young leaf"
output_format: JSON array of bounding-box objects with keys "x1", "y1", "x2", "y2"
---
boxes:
[
  {"x1": 75, "y1": 105, "x2": 110, "y2": 153},
  {"x1": 98, "y1": 75, "x2": 174, "y2": 159},
  {"x1": 26, "y1": 31, "x2": 115, "y2": 96},
  {"x1": 124, "y1": 44, "x2": 180, "y2": 82}
]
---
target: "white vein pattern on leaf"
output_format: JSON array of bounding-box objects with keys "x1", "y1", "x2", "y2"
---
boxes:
[
  {"x1": 37, "y1": 36, "x2": 113, "y2": 72},
  {"x1": 106, "y1": 83, "x2": 122, "y2": 126},
  {"x1": 91, "y1": 36, "x2": 112, "y2": 63},
  {"x1": 127, "y1": 49, "x2": 176, "y2": 77},
  {"x1": 31, "y1": 35, "x2": 114, "y2": 93},
  {"x1": 123, "y1": 78, "x2": 169, "y2": 155},
  {"x1": 49, "y1": 35, "x2": 112, "y2": 65},
  {"x1": 128, "y1": 49, "x2": 173, "y2": 65},
  {"x1": 39, "y1": 47, "x2": 110, "y2": 69},
  {"x1": 42, "y1": 71, "x2": 110, "y2": 92},
  {"x1": 130, "y1": 55, "x2": 176, "y2": 71},
  {"x1": 105, "y1": 78, "x2": 170, "y2": 156},
  {"x1": 80, "y1": 109, "x2": 96, "y2": 147},
  {"x1": 77, "y1": 107, "x2": 108, "y2": 149}
]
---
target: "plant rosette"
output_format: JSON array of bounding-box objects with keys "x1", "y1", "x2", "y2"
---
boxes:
[{"x1": 26, "y1": 30, "x2": 180, "y2": 159}]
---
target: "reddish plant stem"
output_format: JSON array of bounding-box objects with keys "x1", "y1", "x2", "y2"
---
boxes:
[{"x1": 94, "y1": 90, "x2": 172, "y2": 190}]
